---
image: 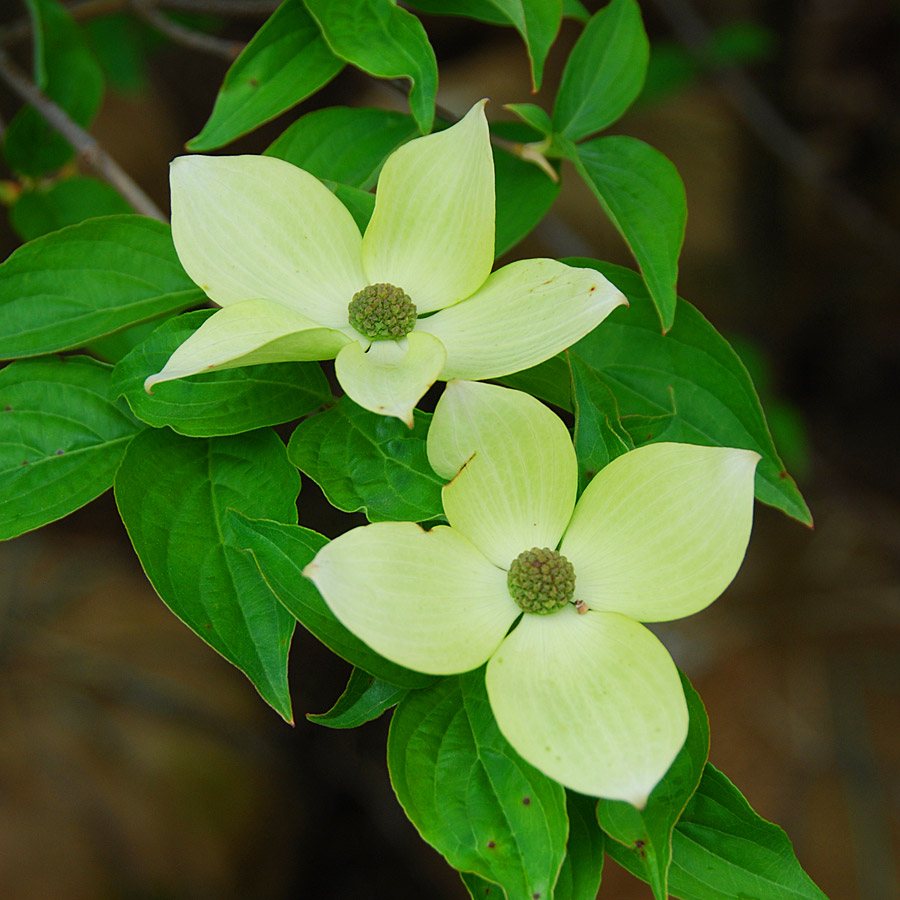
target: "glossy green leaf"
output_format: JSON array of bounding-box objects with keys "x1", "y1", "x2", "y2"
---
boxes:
[
  {"x1": 188, "y1": 0, "x2": 344, "y2": 150},
  {"x1": 111, "y1": 310, "x2": 331, "y2": 436},
  {"x1": 565, "y1": 261, "x2": 812, "y2": 524},
  {"x1": 388, "y1": 669, "x2": 568, "y2": 900},
  {"x1": 266, "y1": 106, "x2": 419, "y2": 188},
  {"x1": 3, "y1": 0, "x2": 104, "y2": 176},
  {"x1": 554, "y1": 791, "x2": 605, "y2": 900},
  {"x1": 563, "y1": 0, "x2": 589, "y2": 21},
  {"x1": 407, "y1": 0, "x2": 562, "y2": 90},
  {"x1": 552, "y1": 0, "x2": 648, "y2": 140},
  {"x1": 331, "y1": 182, "x2": 376, "y2": 232},
  {"x1": 114, "y1": 428, "x2": 299, "y2": 721},
  {"x1": 225, "y1": 511, "x2": 435, "y2": 689},
  {"x1": 304, "y1": 0, "x2": 437, "y2": 133},
  {"x1": 569, "y1": 351, "x2": 633, "y2": 490},
  {"x1": 460, "y1": 871, "x2": 504, "y2": 900},
  {"x1": 9, "y1": 177, "x2": 131, "y2": 242},
  {"x1": 82, "y1": 13, "x2": 148, "y2": 93},
  {"x1": 0, "y1": 216, "x2": 205, "y2": 359},
  {"x1": 498, "y1": 354, "x2": 572, "y2": 410},
  {"x1": 307, "y1": 667, "x2": 407, "y2": 729},
  {"x1": 597, "y1": 670, "x2": 709, "y2": 900},
  {"x1": 0, "y1": 356, "x2": 142, "y2": 541},
  {"x1": 505, "y1": 102, "x2": 553, "y2": 135},
  {"x1": 607, "y1": 764, "x2": 829, "y2": 900},
  {"x1": 287, "y1": 396, "x2": 444, "y2": 523},
  {"x1": 574, "y1": 136, "x2": 686, "y2": 332}
]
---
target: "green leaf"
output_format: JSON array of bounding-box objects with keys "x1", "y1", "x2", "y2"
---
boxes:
[
  {"x1": 3, "y1": 0, "x2": 105, "y2": 176},
  {"x1": 569, "y1": 351, "x2": 633, "y2": 490},
  {"x1": 114, "y1": 427, "x2": 300, "y2": 721},
  {"x1": 492, "y1": 123, "x2": 560, "y2": 257},
  {"x1": 505, "y1": 102, "x2": 553, "y2": 135},
  {"x1": 497, "y1": 354, "x2": 572, "y2": 411},
  {"x1": 597, "y1": 670, "x2": 709, "y2": 900},
  {"x1": 0, "y1": 356, "x2": 142, "y2": 541},
  {"x1": 82, "y1": 13, "x2": 148, "y2": 94},
  {"x1": 552, "y1": 0, "x2": 649, "y2": 140},
  {"x1": 406, "y1": 0, "x2": 562, "y2": 90},
  {"x1": 607, "y1": 764, "x2": 830, "y2": 900},
  {"x1": 111, "y1": 310, "x2": 331, "y2": 436},
  {"x1": 188, "y1": 0, "x2": 344, "y2": 150},
  {"x1": 9, "y1": 177, "x2": 132, "y2": 241},
  {"x1": 225, "y1": 511, "x2": 435, "y2": 689},
  {"x1": 304, "y1": 0, "x2": 438, "y2": 133},
  {"x1": 461, "y1": 871, "x2": 505, "y2": 900},
  {"x1": 331, "y1": 182, "x2": 375, "y2": 232},
  {"x1": 0, "y1": 216, "x2": 205, "y2": 359},
  {"x1": 287, "y1": 396, "x2": 444, "y2": 523},
  {"x1": 574, "y1": 136, "x2": 686, "y2": 332},
  {"x1": 565, "y1": 261, "x2": 812, "y2": 524},
  {"x1": 554, "y1": 791, "x2": 605, "y2": 900},
  {"x1": 562, "y1": 0, "x2": 589, "y2": 21},
  {"x1": 388, "y1": 668, "x2": 568, "y2": 900},
  {"x1": 307, "y1": 667, "x2": 407, "y2": 729},
  {"x1": 265, "y1": 105, "x2": 420, "y2": 188}
]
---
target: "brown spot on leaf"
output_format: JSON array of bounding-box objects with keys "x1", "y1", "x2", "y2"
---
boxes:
[
  {"x1": 522, "y1": 796, "x2": 531, "y2": 805},
  {"x1": 487, "y1": 841, "x2": 495, "y2": 849},
  {"x1": 779, "y1": 470, "x2": 788, "y2": 479}
]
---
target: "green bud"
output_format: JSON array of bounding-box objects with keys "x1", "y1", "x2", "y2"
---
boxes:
[
  {"x1": 348, "y1": 283, "x2": 417, "y2": 341},
  {"x1": 507, "y1": 547, "x2": 576, "y2": 615}
]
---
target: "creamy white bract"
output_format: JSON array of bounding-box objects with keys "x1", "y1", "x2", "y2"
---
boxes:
[
  {"x1": 145, "y1": 102, "x2": 626, "y2": 425},
  {"x1": 305, "y1": 381, "x2": 759, "y2": 806}
]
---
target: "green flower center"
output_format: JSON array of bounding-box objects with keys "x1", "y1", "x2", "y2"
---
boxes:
[
  {"x1": 348, "y1": 283, "x2": 417, "y2": 341},
  {"x1": 507, "y1": 547, "x2": 576, "y2": 615}
]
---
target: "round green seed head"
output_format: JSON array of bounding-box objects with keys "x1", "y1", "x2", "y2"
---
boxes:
[
  {"x1": 348, "y1": 283, "x2": 417, "y2": 341},
  {"x1": 507, "y1": 547, "x2": 576, "y2": 615}
]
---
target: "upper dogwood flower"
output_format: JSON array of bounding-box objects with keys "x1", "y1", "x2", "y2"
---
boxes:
[
  {"x1": 143, "y1": 102, "x2": 626, "y2": 425},
  {"x1": 304, "y1": 381, "x2": 759, "y2": 806}
]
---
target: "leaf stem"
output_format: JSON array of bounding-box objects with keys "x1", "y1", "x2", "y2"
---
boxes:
[
  {"x1": 0, "y1": 46, "x2": 166, "y2": 222},
  {"x1": 128, "y1": 0, "x2": 246, "y2": 61}
]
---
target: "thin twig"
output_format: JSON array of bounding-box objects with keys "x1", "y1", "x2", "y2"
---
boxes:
[
  {"x1": 0, "y1": 46, "x2": 166, "y2": 221},
  {"x1": 651, "y1": 0, "x2": 900, "y2": 271},
  {"x1": 130, "y1": 0, "x2": 246, "y2": 60},
  {"x1": 0, "y1": 0, "x2": 276, "y2": 46}
]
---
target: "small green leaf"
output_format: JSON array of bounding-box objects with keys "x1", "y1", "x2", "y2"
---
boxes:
[
  {"x1": 307, "y1": 667, "x2": 407, "y2": 729},
  {"x1": 569, "y1": 351, "x2": 633, "y2": 490},
  {"x1": 111, "y1": 310, "x2": 331, "y2": 436},
  {"x1": 82, "y1": 13, "x2": 148, "y2": 94},
  {"x1": 388, "y1": 669, "x2": 568, "y2": 900},
  {"x1": 0, "y1": 356, "x2": 143, "y2": 541},
  {"x1": 607, "y1": 764, "x2": 830, "y2": 900},
  {"x1": 265, "y1": 105, "x2": 420, "y2": 188},
  {"x1": 552, "y1": 0, "x2": 649, "y2": 140},
  {"x1": 330, "y1": 182, "x2": 375, "y2": 232},
  {"x1": 554, "y1": 791, "x2": 605, "y2": 900},
  {"x1": 225, "y1": 511, "x2": 435, "y2": 689},
  {"x1": 114, "y1": 427, "x2": 300, "y2": 721},
  {"x1": 407, "y1": 0, "x2": 562, "y2": 90},
  {"x1": 9, "y1": 177, "x2": 132, "y2": 242},
  {"x1": 564, "y1": 261, "x2": 812, "y2": 525},
  {"x1": 0, "y1": 216, "x2": 205, "y2": 359},
  {"x1": 188, "y1": 0, "x2": 344, "y2": 150},
  {"x1": 597, "y1": 671, "x2": 709, "y2": 900},
  {"x1": 3, "y1": 0, "x2": 104, "y2": 176},
  {"x1": 287, "y1": 396, "x2": 444, "y2": 523},
  {"x1": 574, "y1": 136, "x2": 686, "y2": 332},
  {"x1": 304, "y1": 0, "x2": 438, "y2": 133},
  {"x1": 460, "y1": 871, "x2": 505, "y2": 900},
  {"x1": 505, "y1": 102, "x2": 553, "y2": 135}
]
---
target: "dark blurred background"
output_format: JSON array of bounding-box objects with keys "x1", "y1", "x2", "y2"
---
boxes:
[{"x1": 1, "y1": 1, "x2": 898, "y2": 898}]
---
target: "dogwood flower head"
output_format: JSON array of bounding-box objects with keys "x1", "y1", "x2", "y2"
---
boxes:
[
  {"x1": 143, "y1": 102, "x2": 626, "y2": 425},
  {"x1": 304, "y1": 381, "x2": 760, "y2": 806}
]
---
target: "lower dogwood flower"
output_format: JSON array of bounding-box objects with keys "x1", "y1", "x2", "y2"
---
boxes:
[
  {"x1": 143, "y1": 102, "x2": 626, "y2": 425},
  {"x1": 304, "y1": 381, "x2": 760, "y2": 806}
]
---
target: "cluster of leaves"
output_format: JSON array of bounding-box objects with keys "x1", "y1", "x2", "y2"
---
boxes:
[{"x1": 1, "y1": 1, "x2": 822, "y2": 898}]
